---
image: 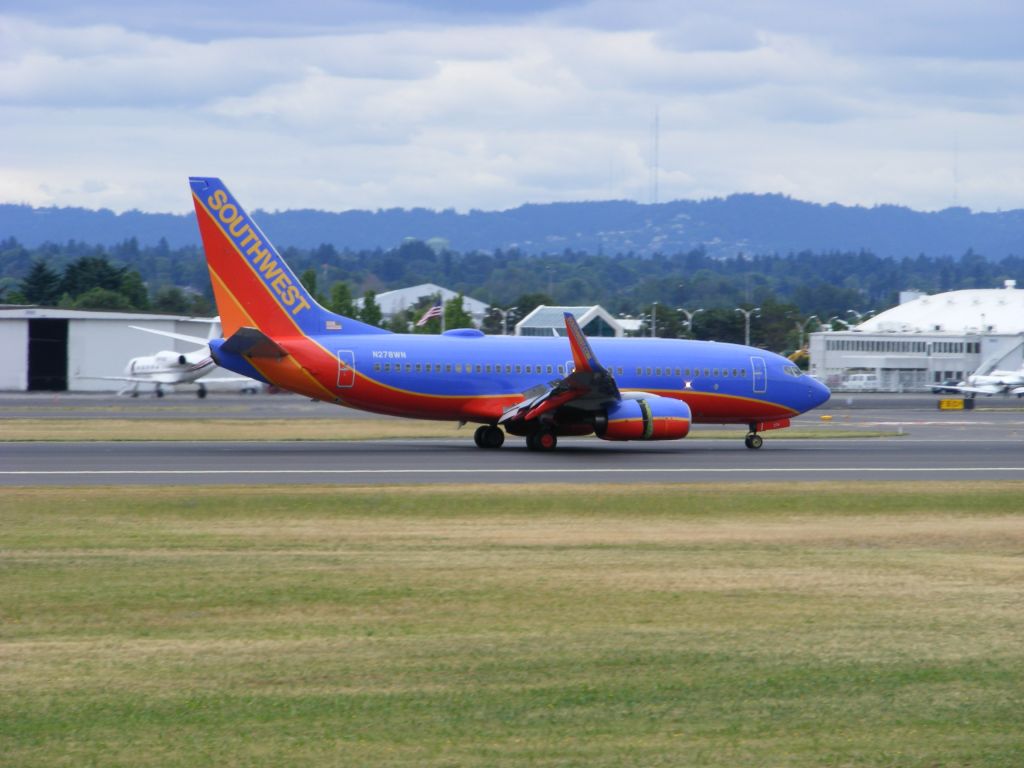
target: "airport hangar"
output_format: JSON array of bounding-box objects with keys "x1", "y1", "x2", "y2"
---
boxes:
[
  {"x1": 808, "y1": 281, "x2": 1024, "y2": 392},
  {"x1": 0, "y1": 306, "x2": 226, "y2": 392}
]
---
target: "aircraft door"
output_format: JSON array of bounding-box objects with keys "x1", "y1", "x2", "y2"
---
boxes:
[
  {"x1": 751, "y1": 355, "x2": 767, "y2": 394},
  {"x1": 337, "y1": 350, "x2": 355, "y2": 388}
]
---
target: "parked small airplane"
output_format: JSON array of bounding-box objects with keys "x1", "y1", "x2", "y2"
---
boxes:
[
  {"x1": 99, "y1": 324, "x2": 252, "y2": 398},
  {"x1": 940, "y1": 365, "x2": 1024, "y2": 398},
  {"x1": 188, "y1": 176, "x2": 831, "y2": 449}
]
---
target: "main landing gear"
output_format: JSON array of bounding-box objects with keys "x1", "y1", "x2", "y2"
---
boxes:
[
  {"x1": 526, "y1": 429, "x2": 557, "y2": 452},
  {"x1": 744, "y1": 431, "x2": 763, "y2": 450},
  {"x1": 473, "y1": 425, "x2": 505, "y2": 449},
  {"x1": 474, "y1": 424, "x2": 557, "y2": 451}
]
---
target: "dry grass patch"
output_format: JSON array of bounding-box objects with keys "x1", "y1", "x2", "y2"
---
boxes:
[{"x1": 2, "y1": 482, "x2": 1024, "y2": 767}]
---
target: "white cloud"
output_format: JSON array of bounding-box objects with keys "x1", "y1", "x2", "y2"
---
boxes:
[{"x1": 0, "y1": 2, "x2": 1022, "y2": 214}]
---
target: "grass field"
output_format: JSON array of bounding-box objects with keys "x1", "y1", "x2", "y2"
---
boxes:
[
  {"x1": 2, "y1": 483, "x2": 1022, "y2": 766},
  {"x1": 2, "y1": 417, "x2": 896, "y2": 441}
]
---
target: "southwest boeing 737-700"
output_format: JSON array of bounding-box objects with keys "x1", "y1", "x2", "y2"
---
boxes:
[{"x1": 189, "y1": 177, "x2": 830, "y2": 450}]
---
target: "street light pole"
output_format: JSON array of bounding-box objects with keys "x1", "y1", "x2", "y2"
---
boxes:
[
  {"x1": 735, "y1": 306, "x2": 761, "y2": 347},
  {"x1": 828, "y1": 315, "x2": 851, "y2": 330},
  {"x1": 677, "y1": 307, "x2": 704, "y2": 335},
  {"x1": 494, "y1": 306, "x2": 518, "y2": 336},
  {"x1": 795, "y1": 314, "x2": 819, "y2": 350},
  {"x1": 651, "y1": 301, "x2": 658, "y2": 338},
  {"x1": 847, "y1": 308, "x2": 875, "y2": 325}
]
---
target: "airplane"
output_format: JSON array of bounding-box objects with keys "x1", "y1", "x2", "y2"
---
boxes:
[
  {"x1": 97, "y1": 323, "x2": 254, "y2": 398},
  {"x1": 938, "y1": 364, "x2": 1024, "y2": 398},
  {"x1": 188, "y1": 176, "x2": 831, "y2": 449}
]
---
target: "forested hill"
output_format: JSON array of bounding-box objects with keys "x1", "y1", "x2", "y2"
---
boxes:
[{"x1": 1, "y1": 194, "x2": 1021, "y2": 258}]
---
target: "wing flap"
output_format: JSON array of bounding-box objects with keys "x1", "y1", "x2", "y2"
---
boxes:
[{"x1": 500, "y1": 312, "x2": 621, "y2": 427}]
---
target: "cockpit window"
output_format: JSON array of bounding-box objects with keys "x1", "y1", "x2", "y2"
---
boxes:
[{"x1": 783, "y1": 365, "x2": 803, "y2": 377}]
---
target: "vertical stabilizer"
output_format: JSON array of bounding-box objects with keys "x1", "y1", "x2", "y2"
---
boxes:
[{"x1": 189, "y1": 177, "x2": 388, "y2": 338}]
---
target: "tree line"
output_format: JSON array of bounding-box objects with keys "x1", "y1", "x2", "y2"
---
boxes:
[{"x1": 2, "y1": 234, "x2": 1021, "y2": 353}]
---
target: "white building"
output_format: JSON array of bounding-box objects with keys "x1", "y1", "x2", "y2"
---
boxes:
[
  {"x1": 515, "y1": 305, "x2": 624, "y2": 337},
  {"x1": 809, "y1": 281, "x2": 1024, "y2": 391},
  {"x1": 0, "y1": 306, "x2": 227, "y2": 392},
  {"x1": 355, "y1": 283, "x2": 489, "y2": 327}
]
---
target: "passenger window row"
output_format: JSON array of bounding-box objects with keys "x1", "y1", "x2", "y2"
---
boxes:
[
  {"x1": 635, "y1": 367, "x2": 747, "y2": 378},
  {"x1": 369, "y1": 361, "x2": 747, "y2": 380},
  {"x1": 371, "y1": 362, "x2": 630, "y2": 376}
]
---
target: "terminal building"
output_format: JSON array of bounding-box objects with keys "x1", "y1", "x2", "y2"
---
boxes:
[
  {"x1": 515, "y1": 305, "x2": 624, "y2": 337},
  {"x1": 809, "y1": 281, "x2": 1024, "y2": 392}
]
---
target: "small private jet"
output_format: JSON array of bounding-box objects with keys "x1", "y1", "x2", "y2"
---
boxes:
[
  {"x1": 187, "y1": 176, "x2": 830, "y2": 449},
  {"x1": 99, "y1": 323, "x2": 253, "y2": 398},
  {"x1": 939, "y1": 364, "x2": 1024, "y2": 398}
]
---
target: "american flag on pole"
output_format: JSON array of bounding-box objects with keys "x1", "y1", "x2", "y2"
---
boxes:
[{"x1": 416, "y1": 300, "x2": 443, "y2": 326}]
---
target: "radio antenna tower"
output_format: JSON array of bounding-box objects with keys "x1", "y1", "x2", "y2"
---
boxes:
[{"x1": 650, "y1": 106, "x2": 660, "y2": 205}]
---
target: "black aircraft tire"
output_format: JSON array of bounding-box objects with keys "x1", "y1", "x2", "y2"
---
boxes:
[
  {"x1": 529, "y1": 430, "x2": 557, "y2": 452},
  {"x1": 484, "y1": 426, "x2": 505, "y2": 449}
]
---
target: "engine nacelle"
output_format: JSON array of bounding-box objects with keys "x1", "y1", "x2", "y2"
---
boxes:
[{"x1": 595, "y1": 396, "x2": 691, "y2": 441}]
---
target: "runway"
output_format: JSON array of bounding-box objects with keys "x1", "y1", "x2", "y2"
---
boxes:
[{"x1": 3, "y1": 392, "x2": 1023, "y2": 486}]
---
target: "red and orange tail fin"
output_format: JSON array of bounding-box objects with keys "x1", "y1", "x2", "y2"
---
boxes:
[{"x1": 189, "y1": 177, "x2": 387, "y2": 338}]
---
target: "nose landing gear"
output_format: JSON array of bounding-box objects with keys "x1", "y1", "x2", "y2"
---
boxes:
[
  {"x1": 744, "y1": 431, "x2": 763, "y2": 450},
  {"x1": 473, "y1": 425, "x2": 505, "y2": 449}
]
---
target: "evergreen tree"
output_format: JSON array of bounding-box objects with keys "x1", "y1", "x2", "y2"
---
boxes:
[
  {"x1": 328, "y1": 280, "x2": 356, "y2": 317},
  {"x1": 386, "y1": 309, "x2": 411, "y2": 333},
  {"x1": 60, "y1": 255, "x2": 126, "y2": 298},
  {"x1": 119, "y1": 270, "x2": 149, "y2": 310},
  {"x1": 444, "y1": 293, "x2": 473, "y2": 330},
  {"x1": 299, "y1": 268, "x2": 326, "y2": 305},
  {"x1": 358, "y1": 289, "x2": 382, "y2": 327},
  {"x1": 71, "y1": 287, "x2": 133, "y2": 311},
  {"x1": 152, "y1": 286, "x2": 191, "y2": 314},
  {"x1": 513, "y1": 292, "x2": 554, "y2": 318},
  {"x1": 188, "y1": 293, "x2": 214, "y2": 316},
  {"x1": 20, "y1": 261, "x2": 62, "y2": 305}
]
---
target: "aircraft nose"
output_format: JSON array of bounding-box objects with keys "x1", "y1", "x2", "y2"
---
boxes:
[{"x1": 809, "y1": 378, "x2": 831, "y2": 408}]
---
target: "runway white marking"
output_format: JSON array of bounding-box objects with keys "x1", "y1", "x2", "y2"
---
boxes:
[{"x1": 3, "y1": 467, "x2": 1023, "y2": 477}]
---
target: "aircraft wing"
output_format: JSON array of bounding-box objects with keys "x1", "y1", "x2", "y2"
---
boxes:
[
  {"x1": 129, "y1": 326, "x2": 211, "y2": 347},
  {"x1": 943, "y1": 384, "x2": 1003, "y2": 396},
  {"x1": 89, "y1": 374, "x2": 199, "y2": 385},
  {"x1": 499, "y1": 312, "x2": 620, "y2": 425},
  {"x1": 197, "y1": 376, "x2": 256, "y2": 384}
]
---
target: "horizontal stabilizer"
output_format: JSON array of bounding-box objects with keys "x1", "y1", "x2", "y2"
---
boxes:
[
  {"x1": 220, "y1": 327, "x2": 288, "y2": 358},
  {"x1": 129, "y1": 325, "x2": 211, "y2": 347}
]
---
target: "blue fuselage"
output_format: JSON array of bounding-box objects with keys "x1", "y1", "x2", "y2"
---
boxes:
[{"x1": 214, "y1": 329, "x2": 831, "y2": 424}]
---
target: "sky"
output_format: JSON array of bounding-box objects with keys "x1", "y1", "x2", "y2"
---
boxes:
[{"x1": 1, "y1": 0, "x2": 1022, "y2": 214}]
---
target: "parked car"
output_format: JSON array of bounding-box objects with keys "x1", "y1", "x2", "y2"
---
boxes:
[{"x1": 842, "y1": 373, "x2": 879, "y2": 390}]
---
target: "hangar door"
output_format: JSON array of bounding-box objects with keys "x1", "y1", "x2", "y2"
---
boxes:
[{"x1": 28, "y1": 319, "x2": 68, "y2": 391}]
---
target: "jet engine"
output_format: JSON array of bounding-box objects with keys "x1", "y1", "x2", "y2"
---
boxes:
[{"x1": 594, "y1": 396, "x2": 691, "y2": 441}]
